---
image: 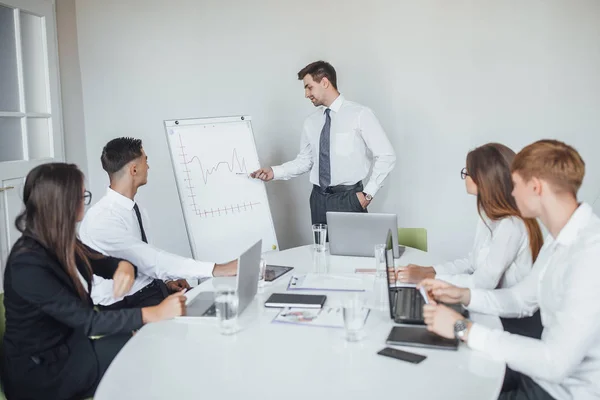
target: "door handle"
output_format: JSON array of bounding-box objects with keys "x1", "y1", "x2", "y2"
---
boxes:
[{"x1": 0, "y1": 186, "x2": 15, "y2": 193}]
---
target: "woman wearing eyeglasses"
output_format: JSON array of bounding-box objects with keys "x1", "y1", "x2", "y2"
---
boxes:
[
  {"x1": 1, "y1": 163, "x2": 186, "y2": 400},
  {"x1": 397, "y1": 143, "x2": 544, "y2": 338}
]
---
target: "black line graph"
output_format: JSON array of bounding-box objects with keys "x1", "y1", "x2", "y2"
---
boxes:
[
  {"x1": 186, "y1": 147, "x2": 248, "y2": 184},
  {"x1": 177, "y1": 133, "x2": 260, "y2": 218}
]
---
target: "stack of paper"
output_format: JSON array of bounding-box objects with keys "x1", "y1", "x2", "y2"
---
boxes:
[
  {"x1": 287, "y1": 273, "x2": 366, "y2": 292},
  {"x1": 272, "y1": 306, "x2": 370, "y2": 329}
]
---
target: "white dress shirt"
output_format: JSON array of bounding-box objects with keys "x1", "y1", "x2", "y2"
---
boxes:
[
  {"x1": 434, "y1": 215, "x2": 534, "y2": 290},
  {"x1": 271, "y1": 94, "x2": 396, "y2": 197},
  {"x1": 467, "y1": 203, "x2": 600, "y2": 400},
  {"x1": 79, "y1": 188, "x2": 215, "y2": 306}
]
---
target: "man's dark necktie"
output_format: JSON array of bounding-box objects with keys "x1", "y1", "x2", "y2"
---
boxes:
[
  {"x1": 133, "y1": 203, "x2": 148, "y2": 243},
  {"x1": 319, "y1": 108, "x2": 332, "y2": 188}
]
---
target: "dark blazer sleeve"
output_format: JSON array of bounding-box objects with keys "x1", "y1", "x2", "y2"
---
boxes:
[
  {"x1": 11, "y1": 253, "x2": 144, "y2": 336},
  {"x1": 80, "y1": 242, "x2": 138, "y2": 280}
]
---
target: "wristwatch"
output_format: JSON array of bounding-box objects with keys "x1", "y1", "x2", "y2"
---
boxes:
[
  {"x1": 363, "y1": 192, "x2": 373, "y2": 201},
  {"x1": 454, "y1": 319, "x2": 469, "y2": 340}
]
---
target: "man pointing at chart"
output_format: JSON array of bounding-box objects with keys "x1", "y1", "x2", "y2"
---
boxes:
[{"x1": 251, "y1": 61, "x2": 396, "y2": 224}]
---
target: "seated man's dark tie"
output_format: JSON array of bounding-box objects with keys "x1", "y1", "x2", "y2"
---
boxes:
[{"x1": 133, "y1": 203, "x2": 148, "y2": 244}]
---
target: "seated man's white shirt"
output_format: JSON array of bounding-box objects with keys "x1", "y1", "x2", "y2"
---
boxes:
[
  {"x1": 79, "y1": 188, "x2": 214, "y2": 306},
  {"x1": 467, "y1": 203, "x2": 600, "y2": 400}
]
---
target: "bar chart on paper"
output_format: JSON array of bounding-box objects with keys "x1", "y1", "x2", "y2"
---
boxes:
[{"x1": 165, "y1": 116, "x2": 278, "y2": 262}]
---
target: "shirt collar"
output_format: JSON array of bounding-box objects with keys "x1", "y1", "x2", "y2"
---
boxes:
[
  {"x1": 106, "y1": 187, "x2": 136, "y2": 211},
  {"x1": 327, "y1": 94, "x2": 344, "y2": 114},
  {"x1": 553, "y1": 202, "x2": 593, "y2": 246}
]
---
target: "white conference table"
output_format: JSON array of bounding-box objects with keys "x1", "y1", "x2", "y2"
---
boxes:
[{"x1": 95, "y1": 245, "x2": 505, "y2": 400}]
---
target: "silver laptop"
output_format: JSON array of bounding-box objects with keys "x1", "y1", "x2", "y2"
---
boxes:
[
  {"x1": 326, "y1": 212, "x2": 402, "y2": 258},
  {"x1": 186, "y1": 239, "x2": 262, "y2": 317}
]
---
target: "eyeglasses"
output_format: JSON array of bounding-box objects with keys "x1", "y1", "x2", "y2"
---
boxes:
[
  {"x1": 83, "y1": 190, "x2": 92, "y2": 206},
  {"x1": 460, "y1": 167, "x2": 469, "y2": 180}
]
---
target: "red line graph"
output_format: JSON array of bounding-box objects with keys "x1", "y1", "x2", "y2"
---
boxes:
[{"x1": 177, "y1": 134, "x2": 260, "y2": 218}]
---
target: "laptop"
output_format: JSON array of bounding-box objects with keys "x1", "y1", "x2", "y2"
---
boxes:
[
  {"x1": 384, "y1": 229, "x2": 468, "y2": 325},
  {"x1": 327, "y1": 212, "x2": 403, "y2": 258},
  {"x1": 186, "y1": 240, "x2": 262, "y2": 317},
  {"x1": 383, "y1": 229, "x2": 464, "y2": 350}
]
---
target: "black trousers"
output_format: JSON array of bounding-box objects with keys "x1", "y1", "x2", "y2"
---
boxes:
[
  {"x1": 101, "y1": 279, "x2": 169, "y2": 310},
  {"x1": 79, "y1": 333, "x2": 133, "y2": 399},
  {"x1": 501, "y1": 310, "x2": 543, "y2": 339},
  {"x1": 500, "y1": 368, "x2": 555, "y2": 400},
  {"x1": 309, "y1": 182, "x2": 367, "y2": 225}
]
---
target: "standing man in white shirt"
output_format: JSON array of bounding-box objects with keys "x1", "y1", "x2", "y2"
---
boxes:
[
  {"x1": 80, "y1": 137, "x2": 237, "y2": 309},
  {"x1": 251, "y1": 61, "x2": 396, "y2": 224},
  {"x1": 419, "y1": 140, "x2": 600, "y2": 400}
]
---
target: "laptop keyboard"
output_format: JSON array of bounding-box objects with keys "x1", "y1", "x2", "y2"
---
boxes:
[
  {"x1": 202, "y1": 303, "x2": 217, "y2": 317},
  {"x1": 394, "y1": 288, "x2": 425, "y2": 322}
]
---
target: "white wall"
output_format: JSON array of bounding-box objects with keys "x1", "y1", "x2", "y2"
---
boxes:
[
  {"x1": 69, "y1": 0, "x2": 600, "y2": 261},
  {"x1": 56, "y1": 0, "x2": 88, "y2": 176}
]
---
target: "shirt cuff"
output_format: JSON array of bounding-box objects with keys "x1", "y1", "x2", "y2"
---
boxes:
[
  {"x1": 433, "y1": 263, "x2": 449, "y2": 275},
  {"x1": 132, "y1": 309, "x2": 144, "y2": 330},
  {"x1": 194, "y1": 260, "x2": 216, "y2": 278},
  {"x1": 271, "y1": 165, "x2": 286, "y2": 180},
  {"x1": 435, "y1": 273, "x2": 453, "y2": 284},
  {"x1": 467, "y1": 323, "x2": 492, "y2": 352},
  {"x1": 363, "y1": 182, "x2": 380, "y2": 198},
  {"x1": 466, "y1": 289, "x2": 486, "y2": 312}
]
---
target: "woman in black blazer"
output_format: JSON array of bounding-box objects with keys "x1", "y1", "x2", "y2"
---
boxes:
[{"x1": 2, "y1": 163, "x2": 186, "y2": 400}]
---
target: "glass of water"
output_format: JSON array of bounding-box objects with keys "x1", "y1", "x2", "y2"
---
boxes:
[
  {"x1": 312, "y1": 223, "x2": 327, "y2": 252},
  {"x1": 343, "y1": 294, "x2": 367, "y2": 342},
  {"x1": 257, "y1": 257, "x2": 267, "y2": 293},
  {"x1": 374, "y1": 244, "x2": 387, "y2": 279},
  {"x1": 214, "y1": 286, "x2": 239, "y2": 335},
  {"x1": 312, "y1": 249, "x2": 330, "y2": 274},
  {"x1": 372, "y1": 244, "x2": 389, "y2": 310}
]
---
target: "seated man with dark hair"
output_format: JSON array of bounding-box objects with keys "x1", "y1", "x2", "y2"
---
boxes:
[{"x1": 80, "y1": 137, "x2": 237, "y2": 308}]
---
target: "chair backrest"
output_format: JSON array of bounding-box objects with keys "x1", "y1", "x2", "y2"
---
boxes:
[
  {"x1": 398, "y1": 228, "x2": 428, "y2": 252},
  {"x1": 0, "y1": 293, "x2": 5, "y2": 345},
  {"x1": 0, "y1": 292, "x2": 6, "y2": 399}
]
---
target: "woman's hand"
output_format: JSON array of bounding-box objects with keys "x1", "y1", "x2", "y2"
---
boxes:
[
  {"x1": 397, "y1": 265, "x2": 435, "y2": 283},
  {"x1": 142, "y1": 291, "x2": 187, "y2": 323}
]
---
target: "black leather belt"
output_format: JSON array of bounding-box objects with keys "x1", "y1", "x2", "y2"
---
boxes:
[
  {"x1": 313, "y1": 181, "x2": 363, "y2": 194},
  {"x1": 137, "y1": 279, "x2": 160, "y2": 293}
]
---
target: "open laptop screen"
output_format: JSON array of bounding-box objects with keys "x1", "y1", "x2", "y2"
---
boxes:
[{"x1": 384, "y1": 229, "x2": 396, "y2": 320}]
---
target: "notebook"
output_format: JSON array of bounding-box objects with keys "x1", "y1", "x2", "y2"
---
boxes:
[
  {"x1": 386, "y1": 326, "x2": 459, "y2": 351},
  {"x1": 264, "y1": 293, "x2": 327, "y2": 309}
]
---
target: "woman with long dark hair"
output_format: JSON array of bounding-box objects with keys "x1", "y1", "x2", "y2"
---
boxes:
[
  {"x1": 2, "y1": 163, "x2": 185, "y2": 400},
  {"x1": 397, "y1": 143, "x2": 544, "y2": 338}
]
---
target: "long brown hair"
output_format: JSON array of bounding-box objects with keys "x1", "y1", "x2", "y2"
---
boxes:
[
  {"x1": 15, "y1": 163, "x2": 92, "y2": 299},
  {"x1": 466, "y1": 143, "x2": 544, "y2": 262}
]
